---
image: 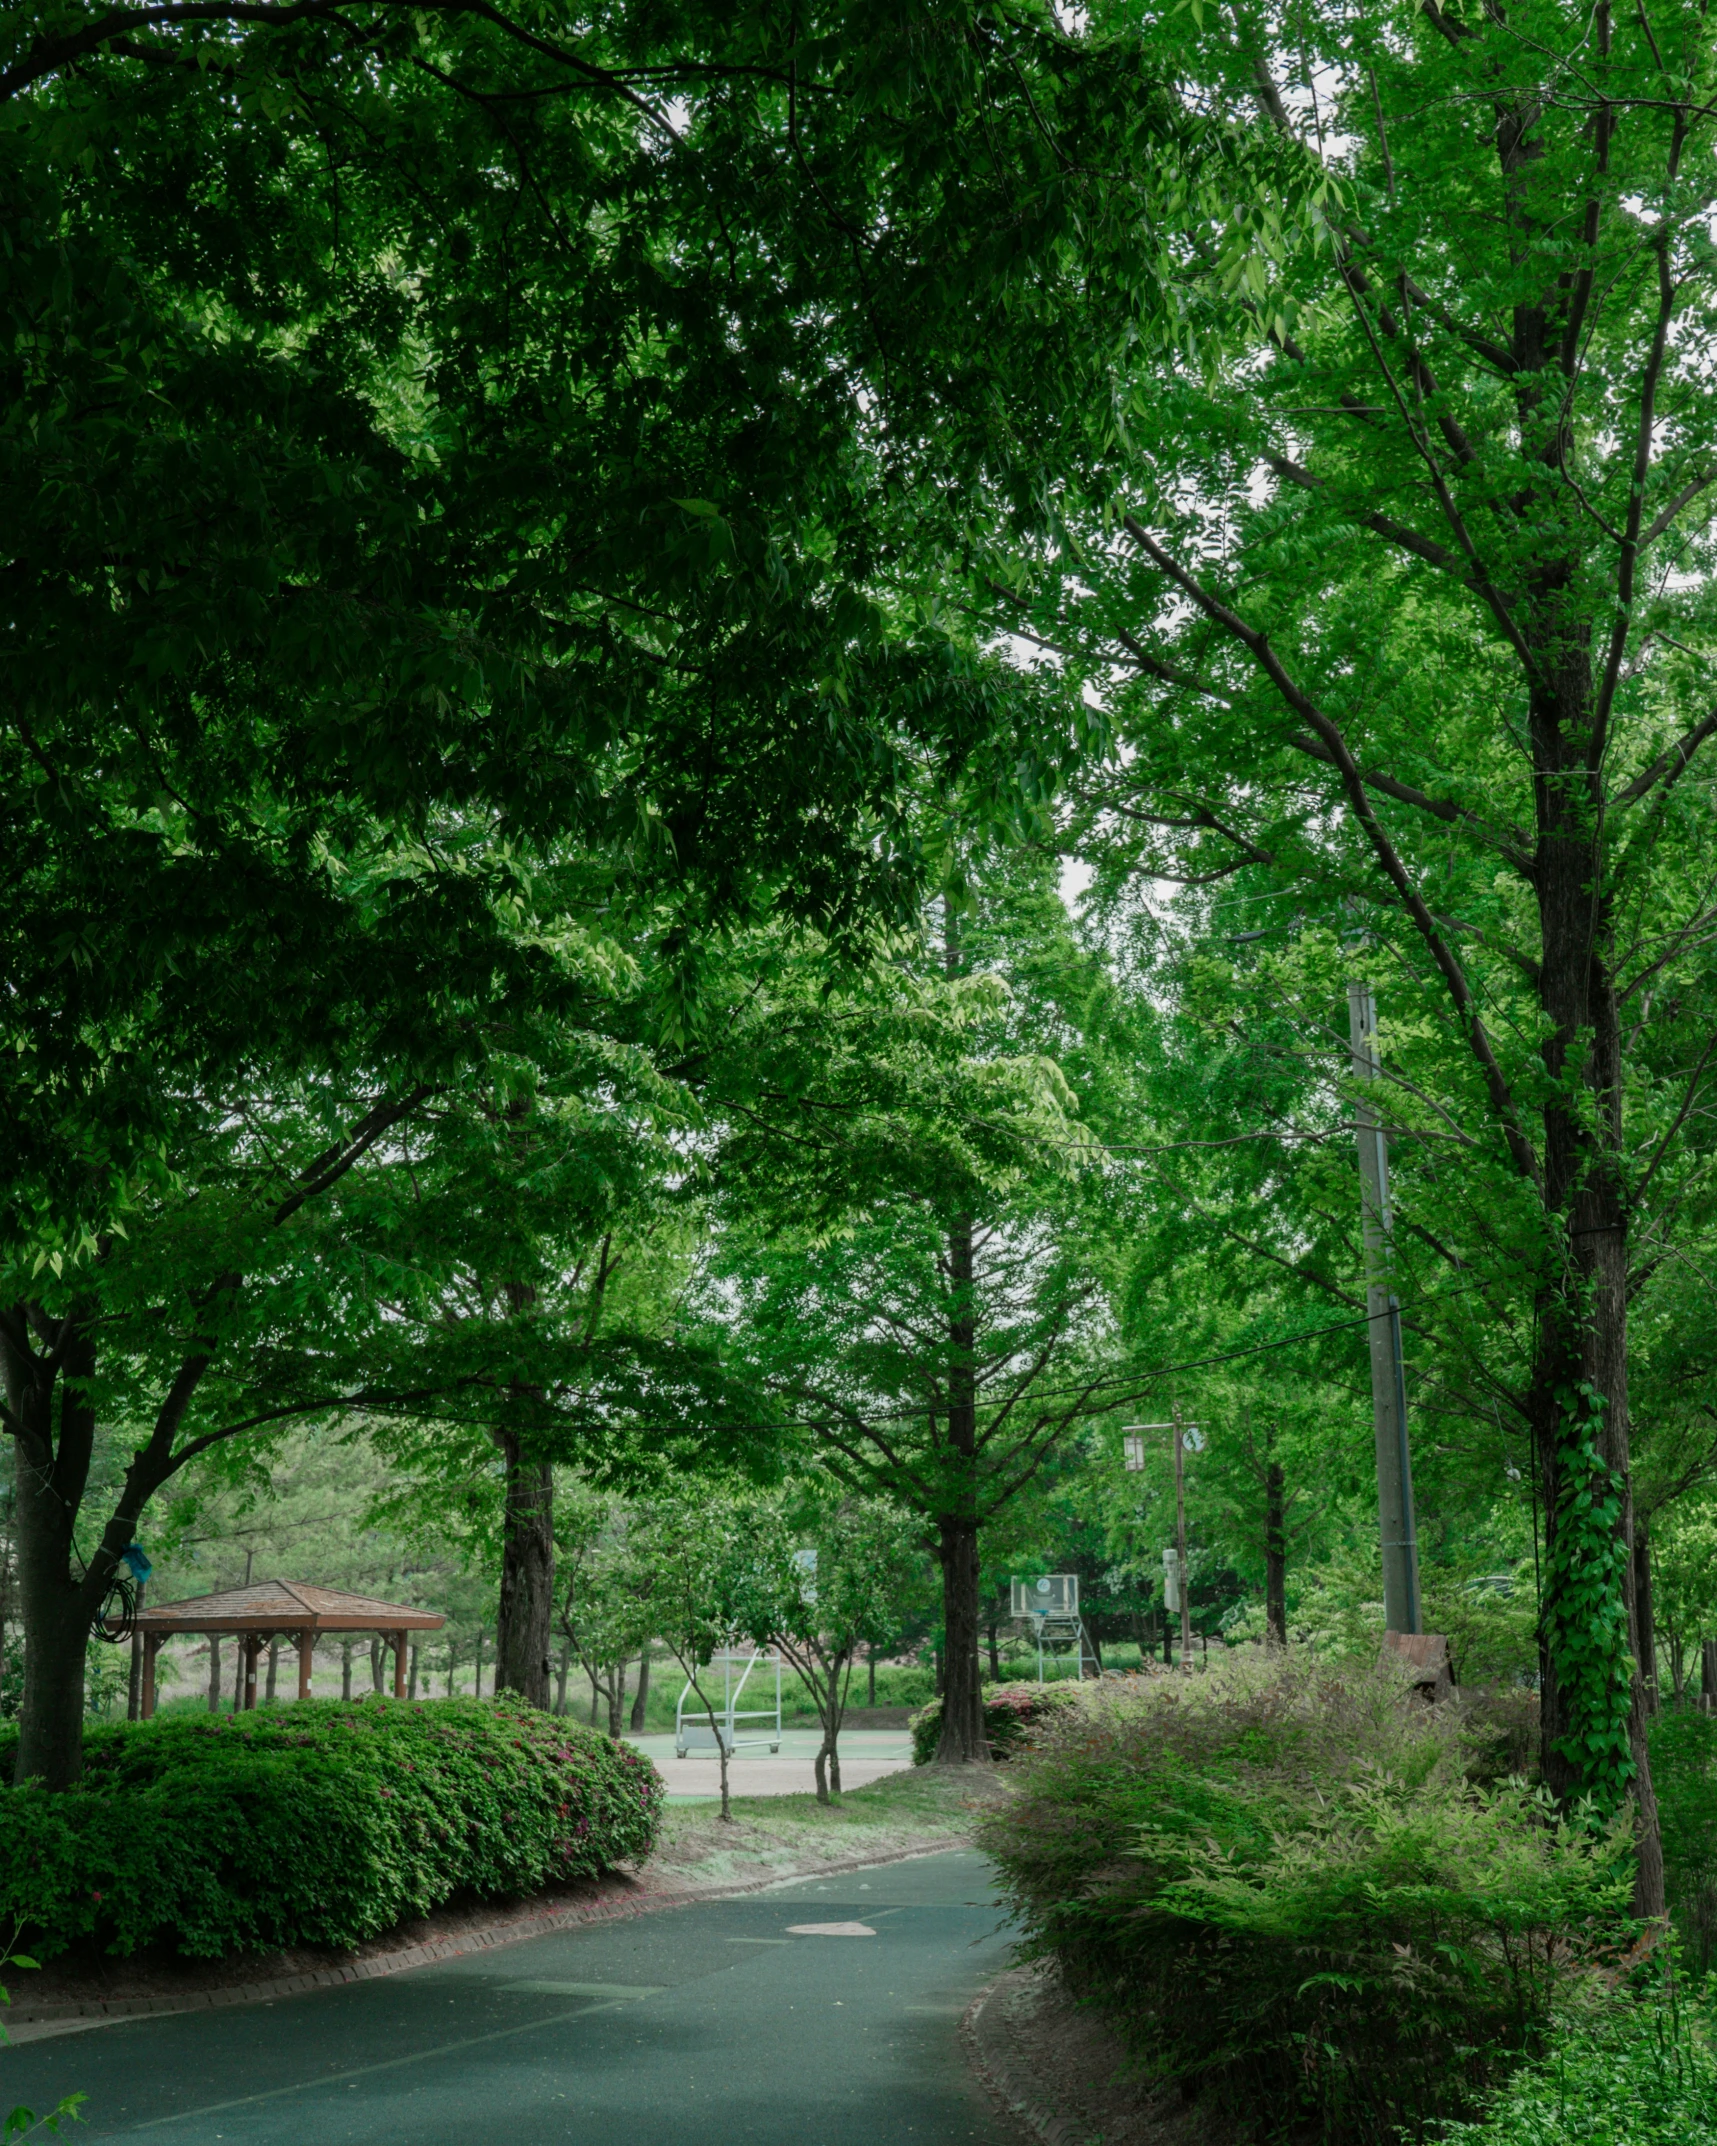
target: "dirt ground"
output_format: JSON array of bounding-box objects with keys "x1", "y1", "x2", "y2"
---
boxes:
[{"x1": 972, "y1": 1963, "x2": 1235, "y2": 2146}]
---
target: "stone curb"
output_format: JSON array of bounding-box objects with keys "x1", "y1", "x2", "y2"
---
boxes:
[
  {"x1": 5, "y1": 1834, "x2": 964, "y2": 2038},
  {"x1": 963, "y1": 1966, "x2": 1099, "y2": 2146}
]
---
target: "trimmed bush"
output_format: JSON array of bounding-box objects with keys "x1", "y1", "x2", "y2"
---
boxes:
[
  {"x1": 982, "y1": 1652, "x2": 1633, "y2": 2146},
  {"x1": 0, "y1": 1694, "x2": 664, "y2": 1960},
  {"x1": 909, "y1": 1680, "x2": 1079, "y2": 1765}
]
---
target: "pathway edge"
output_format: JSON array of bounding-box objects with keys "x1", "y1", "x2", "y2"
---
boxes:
[
  {"x1": 5, "y1": 1835, "x2": 968, "y2": 2039},
  {"x1": 963, "y1": 1965, "x2": 1100, "y2": 2146}
]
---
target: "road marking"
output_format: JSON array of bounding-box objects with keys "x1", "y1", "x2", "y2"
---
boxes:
[
  {"x1": 503, "y1": 1981, "x2": 667, "y2": 1999},
  {"x1": 785, "y1": 1922, "x2": 875, "y2": 1937},
  {"x1": 121, "y1": 1997, "x2": 633, "y2": 2132}
]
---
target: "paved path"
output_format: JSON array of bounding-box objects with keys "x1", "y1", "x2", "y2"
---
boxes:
[
  {"x1": 0, "y1": 1852, "x2": 1016, "y2": 2146},
  {"x1": 627, "y1": 1726, "x2": 914, "y2": 1801}
]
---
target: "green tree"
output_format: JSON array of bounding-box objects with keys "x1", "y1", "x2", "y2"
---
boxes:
[
  {"x1": 974, "y1": 1, "x2": 1717, "y2": 1913},
  {"x1": 739, "y1": 1490, "x2": 925, "y2": 1801},
  {"x1": 705, "y1": 858, "x2": 1132, "y2": 1762}
]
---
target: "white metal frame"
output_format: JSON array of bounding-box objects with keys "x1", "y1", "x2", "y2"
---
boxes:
[
  {"x1": 674, "y1": 1646, "x2": 782, "y2": 1757},
  {"x1": 1009, "y1": 1575, "x2": 1100, "y2": 1684}
]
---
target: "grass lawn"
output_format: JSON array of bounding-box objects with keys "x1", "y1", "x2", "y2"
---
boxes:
[{"x1": 645, "y1": 1761, "x2": 1005, "y2": 1893}]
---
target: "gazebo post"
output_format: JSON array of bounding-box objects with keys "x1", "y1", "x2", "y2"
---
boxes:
[
  {"x1": 392, "y1": 1630, "x2": 408, "y2": 1700},
  {"x1": 141, "y1": 1633, "x2": 161, "y2": 1721},
  {"x1": 243, "y1": 1633, "x2": 262, "y2": 1710},
  {"x1": 297, "y1": 1628, "x2": 314, "y2": 1702}
]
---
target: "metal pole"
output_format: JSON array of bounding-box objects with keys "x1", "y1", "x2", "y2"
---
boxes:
[
  {"x1": 1172, "y1": 1406, "x2": 1193, "y2": 1670},
  {"x1": 1347, "y1": 982, "x2": 1422, "y2": 1634}
]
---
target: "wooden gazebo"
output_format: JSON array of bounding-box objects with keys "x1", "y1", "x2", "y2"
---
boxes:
[{"x1": 126, "y1": 1581, "x2": 445, "y2": 1718}]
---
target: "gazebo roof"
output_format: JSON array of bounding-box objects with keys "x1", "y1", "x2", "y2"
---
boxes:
[{"x1": 133, "y1": 1581, "x2": 446, "y2": 1635}]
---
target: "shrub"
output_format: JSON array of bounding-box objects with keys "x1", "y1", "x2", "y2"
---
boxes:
[
  {"x1": 1649, "y1": 1707, "x2": 1717, "y2": 1972},
  {"x1": 909, "y1": 1679, "x2": 1080, "y2": 1765},
  {"x1": 1441, "y1": 1978, "x2": 1717, "y2": 2146},
  {"x1": 0, "y1": 1694, "x2": 664, "y2": 1961},
  {"x1": 982, "y1": 1652, "x2": 1633, "y2": 2146}
]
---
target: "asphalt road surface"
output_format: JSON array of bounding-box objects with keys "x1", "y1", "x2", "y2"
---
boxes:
[{"x1": 1, "y1": 1851, "x2": 1017, "y2": 2146}]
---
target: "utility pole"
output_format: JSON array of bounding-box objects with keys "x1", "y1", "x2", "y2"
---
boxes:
[
  {"x1": 1172, "y1": 1406, "x2": 1194, "y2": 1669},
  {"x1": 1347, "y1": 983, "x2": 1421, "y2": 1634},
  {"x1": 1124, "y1": 1420, "x2": 1196, "y2": 1669}
]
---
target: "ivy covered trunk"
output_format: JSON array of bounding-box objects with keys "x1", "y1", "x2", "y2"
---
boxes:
[
  {"x1": 1521, "y1": 566, "x2": 1662, "y2": 1916},
  {"x1": 493, "y1": 1424, "x2": 554, "y2": 1709}
]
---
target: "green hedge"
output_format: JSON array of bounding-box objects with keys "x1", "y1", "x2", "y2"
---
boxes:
[
  {"x1": 981, "y1": 1652, "x2": 1633, "y2": 2146},
  {"x1": 0, "y1": 1695, "x2": 664, "y2": 1960},
  {"x1": 909, "y1": 1680, "x2": 1080, "y2": 1765}
]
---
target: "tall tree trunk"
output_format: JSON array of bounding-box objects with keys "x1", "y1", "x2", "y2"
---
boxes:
[
  {"x1": 1703, "y1": 1638, "x2": 1717, "y2": 1715},
  {"x1": 1264, "y1": 1458, "x2": 1287, "y2": 1646},
  {"x1": 933, "y1": 1209, "x2": 989, "y2": 1764},
  {"x1": 370, "y1": 1634, "x2": 383, "y2": 1692},
  {"x1": 408, "y1": 1644, "x2": 419, "y2": 1701},
  {"x1": 208, "y1": 1635, "x2": 222, "y2": 1712},
  {"x1": 934, "y1": 1517, "x2": 988, "y2": 1763},
  {"x1": 630, "y1": 1651, "x2": 650, "y2": 1731},
  {"x1": 492, "y1": 1424, "x2": 554, "y2": 1710},
  {"x1": 265, "y1": 1636, "x2": 279, "y2": 1703},
  {"x1": 341, "y1": 1639, "x2": 352, "y2": 1701},
  {"x1": 1634, "y1": 1520, "x2": 1657, "y2": 1716},
  {"x1": 6, "y1": 1315, "x2": 100, "y2": 1786},
  {"x1": 555, "y1": 1637, "x2": 571, "y2": 1716},
  {"x1": 1523, "y1": 627, "x2": 1663, "y2": 1915}
]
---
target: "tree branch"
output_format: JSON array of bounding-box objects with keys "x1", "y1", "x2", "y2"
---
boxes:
[{"x1": 1122, "y1": 515, "x2": 1543, "y2": 1187}]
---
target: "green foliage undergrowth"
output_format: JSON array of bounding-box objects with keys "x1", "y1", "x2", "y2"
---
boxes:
[
  {"x1": 910, "y1": 1680, "x2": 1079, "y2": 1765},
  {"x1": 0, "y1": 1695, "x2": 663, "y2": 1960},
  {"x1": 1649, "y1": 1708, "x2": 1717, "y2": 1972},
  {"x1": 1442, "y1": 1974, "x2": 1717, "y2": 2146},
  {"x1": 982, "y1": 1653, "x2": 1633, "y2": 2145}
]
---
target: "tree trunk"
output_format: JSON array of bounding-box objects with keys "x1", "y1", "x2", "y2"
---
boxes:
[
  {"x1": 1523, "y1": 650, "x2": 1663, "y2": 1916},
  {"x1": 369, "y1": 1634, "x2": 383, "y2": 1693},
  {"x1": 555, "y1": 1637, "x2": 571, "y2": 1716},
  {"x1": 265, "y1": 1636, "x2": 279, "y2": 1703},
  {"x1": 1703, "y1": 1637, "x2": 1717, "y2": 1715},
  {"x1": 341, "y1": 1639, "x2": 353, "y2": 1701},
  {"x1": 630, "y1": 1651, "x2": 650, "y2": 1731},
  {"x1": 1670, "y1": 1633, "x2": 1684, "y2": 1707},
  {"x1": 208, "y1": 1635, "x2": 222, "y2": 1712},
  {"x1": 408, "y1": 1644, "x2": 419, "y2": 1701},
  {"x1": 6, "y1": 1322, "x2": 100, "y2": 1786},
  {"x1": 606, "y1": 1665, "x2": 626, "y2": 1739},
  {"x1": 1635, "y1": 1520, "x2": 1658, "y2": 1717},
  {"x1": 933, "y1": 1516, "x2": 989, "y2": 1763},
  {"x1": 1264, "y1": 1459, "x2": 1287, "y2": 1646},
  {"x1": 492, "y1": 1425, "x2": 554, "y2": 1709},
  {"x1": 588, "y1": 1669, "x2": 600, "y2": 1725}
]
